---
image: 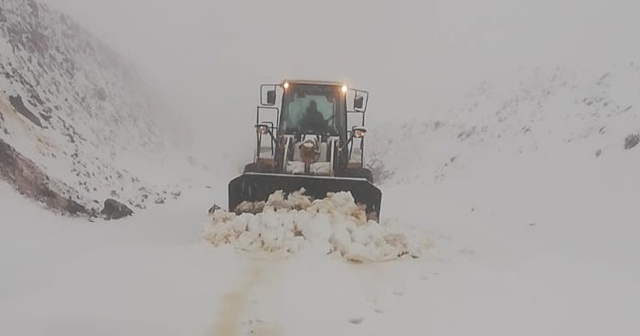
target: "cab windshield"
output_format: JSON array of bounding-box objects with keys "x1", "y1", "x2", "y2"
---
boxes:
[{"x1": 280, "y1": 83, "x2": 345, "y2": 136}]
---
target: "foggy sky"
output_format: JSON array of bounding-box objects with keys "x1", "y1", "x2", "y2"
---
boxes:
[{"x1": 43, "y1": 0, "x2": 639, "y2": 164}]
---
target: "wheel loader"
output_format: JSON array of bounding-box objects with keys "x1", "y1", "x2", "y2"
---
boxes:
[{"x1": 228, "y1": 79, "x2": 382, "y2": 220}]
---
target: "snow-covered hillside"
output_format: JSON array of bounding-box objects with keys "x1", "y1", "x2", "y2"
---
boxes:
[
  {"x1": 368, "y1": 63, "x2": 640, "y2": 187},
  {"x1": 0, "y1": 0, "x2": 190, "y2": 216},
  {"x1": 359, "y1": 63, "x2": 640, "y2": 336},
  {"x1": 2, "y1": 61, "x2": 638, "y2": 336}
]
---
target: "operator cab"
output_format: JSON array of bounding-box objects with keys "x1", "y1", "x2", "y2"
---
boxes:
[
  {"x1": 256, "y1": 79, "x2": 369, "y2": 177},
  {"x1": 279, "y1": 81, "x2": 347, "y2": 140}
]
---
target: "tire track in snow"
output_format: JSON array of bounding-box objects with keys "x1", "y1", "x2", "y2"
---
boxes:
[
  {"x1": 211, "y1": 253, "x2": 417, "y2": 336},
  {"x1": 212, "y1": 254, "x2": 283, "y2": 336}
]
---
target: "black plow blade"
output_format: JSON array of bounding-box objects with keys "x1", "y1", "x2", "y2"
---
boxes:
[{"x1": 228, "y1": 172, "x2": 382, "y2": 219}]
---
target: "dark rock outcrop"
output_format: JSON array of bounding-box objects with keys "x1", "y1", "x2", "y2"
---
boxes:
[
  {"x1": 100, "y1": 198, "x2": 133, "y2": 220},
  {"x1": 8, "y1": 95, "x2": 42, "y2": 128},
  {"x1": 0, "y1": 137, "x2": 88, "y2": 216}
]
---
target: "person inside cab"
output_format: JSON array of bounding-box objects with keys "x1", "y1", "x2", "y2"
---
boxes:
[{"x1": 299, "y1": 100, "x2": 330, "y2": 133}]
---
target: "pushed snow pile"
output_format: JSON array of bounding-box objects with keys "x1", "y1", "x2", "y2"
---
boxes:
[{"x1": 204, "y1": 190, "x2": 428, "y2": 263}]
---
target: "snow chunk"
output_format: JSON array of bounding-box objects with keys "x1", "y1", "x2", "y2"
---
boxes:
[{"x1": 204, "y1": 190, "x2": 429, "y2": 263}]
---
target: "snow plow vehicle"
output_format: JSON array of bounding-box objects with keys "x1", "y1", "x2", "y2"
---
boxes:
[{"x1": 228, "y1": 79, "x2": 382, "y2": 221}]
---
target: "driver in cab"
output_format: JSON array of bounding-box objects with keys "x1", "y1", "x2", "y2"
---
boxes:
[
  {"x1": 300, "y1": 100, "x2": 330, "y2": 134},
  {"x1": 305, "y1": 100, "x2": 324, "y2": 121}
]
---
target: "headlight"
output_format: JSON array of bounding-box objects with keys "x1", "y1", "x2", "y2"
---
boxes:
[
  {"x1": 256, "y1": 125, "x2": 269, "y2": 134},
  {"x1": 353, "y1": 127, "x2": 367, "y2": 138}
]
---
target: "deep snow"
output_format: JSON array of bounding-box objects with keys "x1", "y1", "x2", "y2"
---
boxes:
[
  {"x1": 0, "y1": 181, "x2": 245, "y2": 335},
  {"x1": 2, "y1": 64, "x2": 640, "y2": 336},
  {"x1": 205, "y1": 189, "x2": 429, "y2": 263},
  {"x1": 3, "y1": 140, "x2": 639, "y2": 336}
]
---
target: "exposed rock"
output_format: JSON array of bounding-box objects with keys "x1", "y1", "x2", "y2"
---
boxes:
[
  {"x1": 100, "y1": 198, "x2": 133, "y2": 220},
  {"x1": 8, "y1": 95, "x2": 42, "y2": 128},
  {"x1": 0, "y1": 137, "x2": 89, "y2": 216},
  {"x1": 624, "y1": 133, "x2": 639, "y2": 150}
]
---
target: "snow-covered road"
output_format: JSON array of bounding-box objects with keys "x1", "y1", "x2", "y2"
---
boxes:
[
  {"x1": 0, "y1": 182, "x2": 243, "y2": 335},
  {"x1": 3, "y1": 155, "x2": 640, "y2": 336},
  {"x1": 2, "y1": 92, "x2": 640, "y2": 334}
]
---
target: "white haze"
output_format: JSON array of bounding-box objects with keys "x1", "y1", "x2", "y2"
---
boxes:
[{"x1": 43, "y1": 0, "x2": 640, "y2": 168}]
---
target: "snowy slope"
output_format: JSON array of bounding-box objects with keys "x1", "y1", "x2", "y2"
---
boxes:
[
  {"x1": 1, "y1": 61, "x2": 639, "y2": 336},
  {"x1": 0, "y1": 0, "x2": 191, "y2": 214},
  {"x1": 367, "y1": 63, "x2": 640, "y2": 187},
  {"x1": 362, "y1": 63, "x2": 640, "y2": 335}
]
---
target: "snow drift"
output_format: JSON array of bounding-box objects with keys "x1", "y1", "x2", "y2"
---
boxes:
[{"x1": 204, "y1": 189, "x2": 429, "y2": 263}]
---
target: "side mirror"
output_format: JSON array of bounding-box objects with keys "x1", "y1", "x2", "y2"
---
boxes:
[
  {"x1": 346, "y1": 88, "x2": 369, "y2": 112},
  {"x1": 354, "y1": 95, "x2": 364, "y2": 110},
  {"x1": 260, "y1": 84, "x2": 278, "y2": 106},
  {"x1": 266, "y1": 89, "x2": 276, "y2": 105}
]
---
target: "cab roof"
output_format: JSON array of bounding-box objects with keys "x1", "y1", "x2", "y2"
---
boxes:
[{"x1": 281, "y1": 79, "x2": 345, "y2": 87}]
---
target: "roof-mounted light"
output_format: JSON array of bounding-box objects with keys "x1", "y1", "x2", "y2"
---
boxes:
[
  {"x1": 341, "y1": 85, "x2": 348, "y2": 93},
  {"x1": 283, "y1": 81, "x2": 290, "y2": 89}
]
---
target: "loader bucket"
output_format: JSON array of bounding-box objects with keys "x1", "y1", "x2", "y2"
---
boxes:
[{"x1": 228, "y1": 172, "x2": 382, "y2": 219}]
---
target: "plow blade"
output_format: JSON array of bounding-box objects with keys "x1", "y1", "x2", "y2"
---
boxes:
[{"x1": 228, "y1": 172, "x2": 382, "y2": 218}]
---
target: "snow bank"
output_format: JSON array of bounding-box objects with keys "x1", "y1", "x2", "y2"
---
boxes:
[{"x1": 204, "y1": 190, "x2": 429, "y2": 263}]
